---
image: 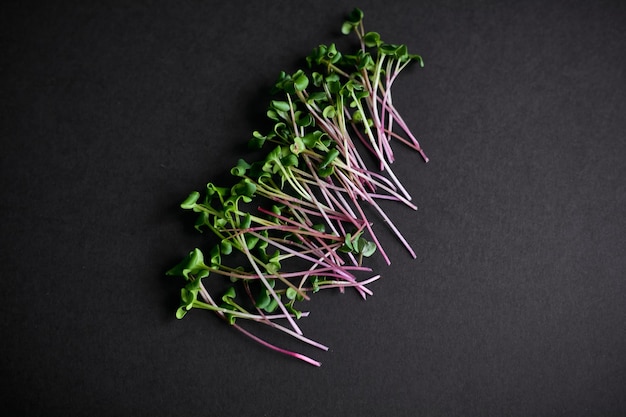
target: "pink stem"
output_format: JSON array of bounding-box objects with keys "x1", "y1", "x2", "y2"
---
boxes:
[{"x1": 232, "y1": 323, "x2": 321, "y2": 367}]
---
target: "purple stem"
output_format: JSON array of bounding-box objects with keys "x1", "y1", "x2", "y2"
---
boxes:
[{"x1": 232, "y1": 323, "x2": 322, "y2": 367}]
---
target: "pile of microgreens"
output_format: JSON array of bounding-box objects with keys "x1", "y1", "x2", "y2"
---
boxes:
[{"x1": 167, "y1": 8, "x2": 428, "y2": 366}]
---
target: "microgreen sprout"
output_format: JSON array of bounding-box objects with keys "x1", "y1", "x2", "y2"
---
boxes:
[{"x1": 168, "y1": 8, "x2": 428, "y2": 366}]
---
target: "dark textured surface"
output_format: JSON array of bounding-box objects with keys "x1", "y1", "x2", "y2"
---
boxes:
[{"x1": 1, "y1": 1, "x2": 625, "y2": 415}]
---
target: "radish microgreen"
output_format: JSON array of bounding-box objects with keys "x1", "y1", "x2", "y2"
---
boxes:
[{"x1": 168, "y1": 8, "x2": 429, "y2": 366}]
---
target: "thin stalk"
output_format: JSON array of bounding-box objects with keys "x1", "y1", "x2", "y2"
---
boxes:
[{"x1": 238, "y1": 234, "x2": 303, "y2": 335}]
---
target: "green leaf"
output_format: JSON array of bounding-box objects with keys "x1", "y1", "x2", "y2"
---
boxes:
[
  {"x1": 325, "y1": 73, "x2": 340, "y2": 83},
  {"x1": 231, "y1": 179, "x2": 256, "y2": 198},
  {"x1": 295, "y1": 112, "x2": 314, "y2": 127},
  {"x1": 380, "y1": 43, "x2": 399, "y2": 56},
  {"x1": 289, "y1": 136, "x2": 306, "y2": 155},
  {"x1": 328, "y1": 80, "x2": 341, "y2": 94},
  {"x1": 310, "y1": 276, "x2": 320, "y2": 293},
  {"x1": 180, "y1": 287, "x2": 196, "y2": 307},
  {"x1": 195, "y1": 269, "x2": 210, "y2": 279},
  {"x1": 255, "y1": 289, "x2": 270, "y2": 309},
  {"x1": 220, "y1": 240, "x2": 232, "y2": 255},
  {"x1": 209, "y1": 245, "x2": 221, "y2": 266},
  {"x1": 318, "y1": 135, "x2": 331, "y2": 149},
  {"x1": 355, "y1": 50, "x2": 374, "y2": 70},
  {"x1": 339, "y1": 232, "x2": 354, "y2": 253},
  {"x1": 410, "y1": 54, "x2": 424, "y2": 67},
  {"x1": 327, "y1": 43, "x2": 337, "y2": 57},
  {"x1": 176, "y1": 306, "x2": 188, "y2": 319},
  {"x1": 341, "y1": 21, "x2": 354, "y2": 35},
  {"x1": 347, "y1": 7, "x2": 364, "y2": 24},
  {"x1": 206, "y1": 183, "x2": 229, "y2": 204},
  {"x1": 271, "y1": 204, "x2": 282, "y2": 217},
  {"x1": 358, "y1": 238, "x2": 377, "y2": 257},
  {"x1": 265, "y1": 296, "x2": 279, "y2": 313},
  {"x1": 245, "y1": 233, "x2": 259, "y2": 250},
  {"x1": 240, "y1": 212, "x2": 252, "y2": 229},
  {"x1": 325, "y1": 73, "x2": 341, "y2": 94},
  {"x1": 273, "y1": 122, "x2": 290, "y2": 140},
  {"x1": 230, "y1": 159, "x2": 251, "y2": 177},
  {"x1": 317, "y1": 165, "x2": 334, "y2": 178},
  {"x1": 320, "y1": 148, "x2": 340, "y2": 169},
  {"x1": 311, "y1": 72, "x2": 324, "y2": 87},
  {"x1": 307, "y1": 45, "x2": 326, "y2": 67},
  {"x1": 293, "y1": 71, "x2": 309, "y2": 91},
  {"x1": 307, "y1": 91, "x2": 328, "y2": 106},
  {"x1": 395, "y1": 44, "x2": 408, "y2": 61},
  {"x1": 286, "y1": 302, "x2": 302, "y2": 319},
  {"x1": 220, "y1": 303, "x2": 237, "y2": 325},
  {"x1": 272, "y1": 70, "x2": 288, "y2": 92},
  {"x1": 220, "y1": 291, "x2": 239, "y2": 323},
  {"x1": 302, "y1": 130, "x2": 325, "y2": 148},
  {"x1": 280, "y1": 153, "x2": 299, "y2": 167},
  {"x1": 271, "y1": 100, "x2": 290, "y2": 112},
  {"x1": 266, "y1": 109, "x2": 279, "y2": 121},
  {"x1": 180, "y1": 191, "x2": 200, "y2": 209},
  {"x1": 322, "y1": 105, "x2": 336, "y2": 119},
  {"x1": 193, "y1": 211, "x2": 209, "y2": 232},
  {"x1": 249, "y1": 130, "x2": 267, "y2": 149},
  {"x1": 266, "y1": 261, "x2": 281, "y2": 275},
  {"x1": 214, "y1": 217, "x2": 227, "y2": 228},
  {"x1": 363, "y1": 31, "x2": 381, "y2": 47},
  {"x1": 286, "y1": 287, "x2": 298, "y2": 300},
  {"x1": 166, "y1": 248, "x2": 209, "y2": 281},
  {"x1": 221, "y1": 286, "x2": 236, "y2": 304},
  {"x1": 247, "y1": 160, "x2": 271, "y2": 182},
  {"x1": 256, "y1": 231, "x2": 269, "y2": 252}
]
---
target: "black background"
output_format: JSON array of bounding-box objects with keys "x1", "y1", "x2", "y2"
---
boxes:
[{"x1": 1, "y1": 0, "x2": 625, "y2": 415}]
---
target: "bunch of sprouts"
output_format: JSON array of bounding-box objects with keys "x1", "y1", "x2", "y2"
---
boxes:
[{"x1": 168, "y1": 8, "x2": 428, "y2": 366}]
